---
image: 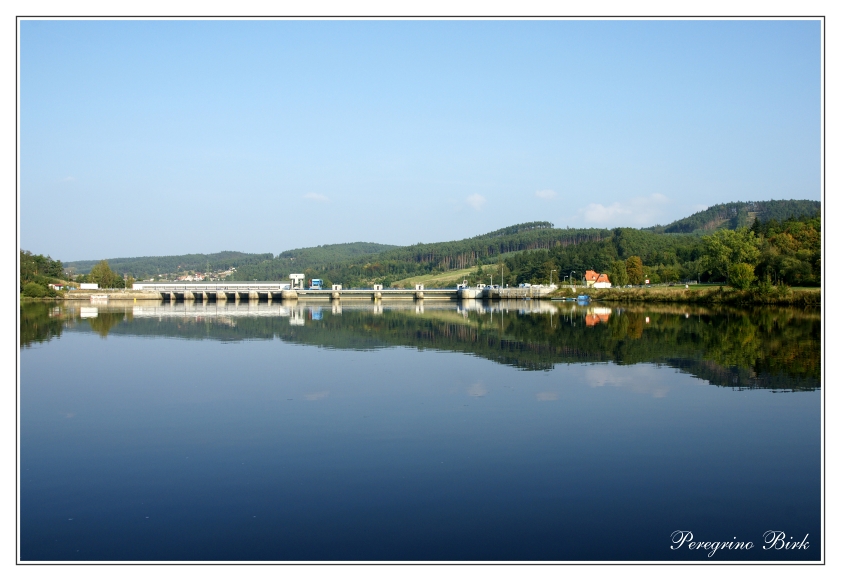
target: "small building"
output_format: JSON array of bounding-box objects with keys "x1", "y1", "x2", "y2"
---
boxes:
[
  {"x1": 584, "y1": 270, "x2": 612, "y2": 288},
  {"x1": 80, "y1": 283, "x2": 99, "y2": 290},
  {"x1": 289, "y1": 274, "x2": 305, "y2": 289}
]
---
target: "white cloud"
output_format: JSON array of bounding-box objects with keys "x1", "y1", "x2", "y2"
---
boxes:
[
  {"x1": 466, "y1": 193, "x2": 486, "y2": 211},
  {"x1": 578, "y1": 193, "x2": 670, "y2": 227},
  {"x1": 61, "y1": 176, "x2": 76, "y2": 182},
  {"x1": 535, "y1": 189, "x2": 558, "y2": 200},
  {"x1": 303, "y1": 192, "x2": 329, "y2": 202}
]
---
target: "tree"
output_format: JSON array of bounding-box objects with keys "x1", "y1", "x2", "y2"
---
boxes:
[
  {"x1": 609, "y1": 260, "x2": 629, "y2": 287},
  {"x1": 88, "y1": 260, "x2": 120, "y2": 288},
  {"x1": 728, "y1": 263, "x2": 756, "y2": 290},
  {"x1": 625, "y1": 256, "x2": 644, "y2": 285},
  {"x1": 700, "y1": 228, "x2": 760, "y2": 283},
  {"x1": 660, "y1": 265, "x2": 681, "y2": 283}
]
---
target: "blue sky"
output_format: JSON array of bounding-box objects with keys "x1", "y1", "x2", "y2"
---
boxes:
[{"x1": 19, "y1": 19, "x2": 821, "y2": 261}]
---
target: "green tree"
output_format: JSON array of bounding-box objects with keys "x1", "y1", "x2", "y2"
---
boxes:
[
  {"x1": 609, "y1": 260, "x2": 629, "y2": 287},
  {"x1": 700, "y1": 228, "x2": 760, "y2": 283},
  {"x1": 88, "y1": 260, "x2": 120, "y2": 288},
  {"x1": 660, "y1": 265, "x2": 681, "y2": 283},
  {"x1": 625, "y1": 256, "x2": 644, "y2": 285},
  {"x1": 728, "y1": 263, "x2": 756, "y2": 290}
]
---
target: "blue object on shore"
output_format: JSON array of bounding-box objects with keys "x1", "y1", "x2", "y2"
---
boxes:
[{"x1": 577, "y1": 295, "x2": 590, "y2": 302}]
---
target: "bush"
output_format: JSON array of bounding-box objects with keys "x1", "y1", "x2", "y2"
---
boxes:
[
  {"x1": 728, "y1": 263, "x2": 756, "y2": 290},
  {"x1": 22, "y1": 282, "x2": 47, "y2": 298}
]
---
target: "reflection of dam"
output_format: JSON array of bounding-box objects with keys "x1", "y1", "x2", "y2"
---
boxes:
[
  {"x1": 128, "y1": 299, "x2": 562, "y2": 321},
  {"x1": 457, "y1": 299, "x2": 560, "y2": 315}
]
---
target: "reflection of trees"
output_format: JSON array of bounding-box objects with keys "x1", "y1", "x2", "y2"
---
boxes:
[
  {"x1": 21, "y1": 303, "x2": 819, "y2": 390},
  {"x1": 86, "y1": 311, "x2": 128, "y2": 337},
  {"x1": 20, "y1": 302, "x2": 65, "y2": 347}
]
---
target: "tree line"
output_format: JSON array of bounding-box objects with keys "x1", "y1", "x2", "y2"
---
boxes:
[
  {"x1": 481, "y1": 213, "x2": 820, "y2": 290},
  {"x1": 24, "y1": 199, "x2": 821, "y2": 292}
]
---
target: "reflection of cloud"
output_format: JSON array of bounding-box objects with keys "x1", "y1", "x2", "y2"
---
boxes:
[
  {"x1": 536, "y1": 392, "x2": 558, "y2": 401},
  {"x1": 304, "y1": 192, "x2": 329, "y2": 202},
  {"x1": 578, "y1": 193, "x2": 670, "y2": 227},
  {"x1": 584, "y1": 364, "x2": 670, "y2": 398},
  {"x1": 535, "y1": 189, "x2": 557, "y2": 200},
  {"x1": 466, "y1": 194, "x2": 486, "y2": 211},
  {"x1": 304, "y1": 391, "x2": 329, "y2": 400},
  {"x1": 467, "y1": 383, "x2": 487, "y2": 397}
]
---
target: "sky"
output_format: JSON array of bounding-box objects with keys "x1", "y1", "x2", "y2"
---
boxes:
[{"x1": 19, "y1": 18, "x2": 822, "y2": 261}]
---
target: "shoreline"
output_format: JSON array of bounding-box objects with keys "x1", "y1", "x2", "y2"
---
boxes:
[
  {"x1": 20, "y1": 285, "x2": 822, "y2": 307},
  {"x1": 551, "y1": 286, "x2": 821, "y2": 307}
]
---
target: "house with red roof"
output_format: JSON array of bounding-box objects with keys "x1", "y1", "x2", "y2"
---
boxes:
[{"x1": 584, "y1": 270, "x2": 612, "y2": 288}]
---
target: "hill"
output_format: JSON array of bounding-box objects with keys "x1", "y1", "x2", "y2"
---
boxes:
[
  {"x1": 646, "y1": 199, "x2": 820, "y2": 234},
  {"x1": 66, "y1": 251, "x2": 274, "y2": 278},
  {"x1": 231, "y1": 222, "x2": 612, "y2": 286},
  {"x1": 61, "y1": 199, "x2": 821, "y2": 288}
]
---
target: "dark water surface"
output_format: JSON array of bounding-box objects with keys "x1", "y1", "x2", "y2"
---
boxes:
[{"x1": 20, "y1": 300, "x2": 821, "y2": 561}]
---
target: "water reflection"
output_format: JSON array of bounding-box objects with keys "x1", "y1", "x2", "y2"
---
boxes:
[
  {"x1": 20, "y1": 300, "x2": 820, "y2": 390},
  {"x1": 19, "y1": 299, "x2": 821, "y2": 562}
]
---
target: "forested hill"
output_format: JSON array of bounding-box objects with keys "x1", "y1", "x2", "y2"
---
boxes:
[
  {"x1": 62, "y1": 199, "x2": 821, "y2": 287},
  {"x1": 646, "y1": 199, "x2": 820, "y2": 234},
  {"x1": 278, "y1": 242, "x2": 397, "y2": 260},
  {"x1": 232, "y1": 212, "x2": 820, "y2": 288},
  {"x1": 67, "y1": 251, "x2": 274, "y2": 277},
  {"x1": 232, "y1": 223, "x2": 611, "y2": 283}
]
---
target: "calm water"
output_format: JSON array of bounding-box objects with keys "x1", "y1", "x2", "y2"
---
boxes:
[{"x1": 19, "y1": 299, "x2": 821, "y2": 561}]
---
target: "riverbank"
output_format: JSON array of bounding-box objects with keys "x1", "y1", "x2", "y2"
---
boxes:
[
  {"x1": 61, "y1": 290, "x2": 164, "y2": 301},
  {"x1": 22, "y1": 285, "x2": 821, "y2": 307},
  {"x1": 553, "y1": 285, "x2": 821, "y2": 306}
]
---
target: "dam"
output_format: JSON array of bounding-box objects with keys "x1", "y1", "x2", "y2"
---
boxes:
[{"x1": 64, "y1": 282, "x2": 561, "y2": 301}]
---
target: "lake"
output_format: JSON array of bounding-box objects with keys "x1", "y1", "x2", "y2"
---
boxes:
[{"x1": 19, "y1": 299, "x2": 822, "y2": 562}]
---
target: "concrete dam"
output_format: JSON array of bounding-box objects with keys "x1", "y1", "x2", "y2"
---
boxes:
[{"x1": 74, "y1": 282, "x2": 561, "y2": 302}]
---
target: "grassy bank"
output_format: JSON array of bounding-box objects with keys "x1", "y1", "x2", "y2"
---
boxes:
[
  {"x1": 551, "y1": 285, "x2": 821, "y2": 307},
  {"x1": 392, "y1": 267, "x2": 477, "y2": 288}
]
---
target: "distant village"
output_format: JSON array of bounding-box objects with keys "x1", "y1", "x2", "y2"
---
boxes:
[{"x1": 142, "y1": 267, "x2": 237, "y2": 283}]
